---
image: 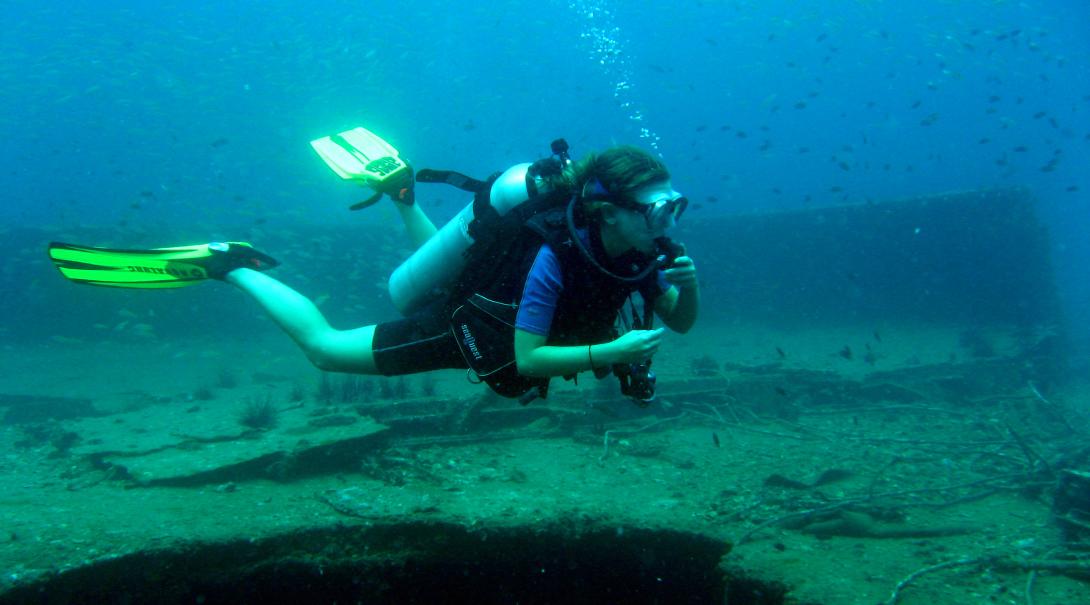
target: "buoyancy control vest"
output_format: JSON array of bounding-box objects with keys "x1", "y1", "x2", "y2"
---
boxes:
[
  {"x1": 445, "y1": 198, "x2": 668, "y2": 401},
  {"x1": 401, "y1": 140, "x2": 679, "y2": 401}
]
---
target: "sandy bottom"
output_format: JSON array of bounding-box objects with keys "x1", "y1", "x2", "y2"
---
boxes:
[{"x1": 0, "y1": 316, "x2": 1087, "y2": 604}]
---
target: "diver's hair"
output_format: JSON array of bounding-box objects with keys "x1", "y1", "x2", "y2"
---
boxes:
[{"x1": 558, "y1": 145, "x2": 671, "y2": 219}]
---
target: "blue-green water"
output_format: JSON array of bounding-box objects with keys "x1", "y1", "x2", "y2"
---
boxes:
[
  {"x1": 1, "y1": 3, "x2": 1089, "y2": 602},
  {"x1": 2, "y1": 0, "x2": 1088, "y2": 341}
]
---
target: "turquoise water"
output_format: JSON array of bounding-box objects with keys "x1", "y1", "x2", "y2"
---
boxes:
[{"x1": 2, "y1": 2, "x2": 1090, "y2": 602}]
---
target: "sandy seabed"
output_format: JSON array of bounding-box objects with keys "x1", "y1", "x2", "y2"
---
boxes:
[{"x1": 1, "y1": 316, "x2": 1087, "y2": 604}]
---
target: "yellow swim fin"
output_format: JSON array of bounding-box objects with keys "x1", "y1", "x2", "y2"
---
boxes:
[{"x1": 310, "y1": 126, "x2": 412, "y2": 210}]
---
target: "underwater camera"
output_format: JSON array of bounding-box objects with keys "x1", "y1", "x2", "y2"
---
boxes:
[{"x1": 614, "y1": 360, "x2": 657, "y2": 406}]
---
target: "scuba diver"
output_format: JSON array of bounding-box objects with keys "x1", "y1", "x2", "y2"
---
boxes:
[{"x1": 49, "y1": 129, "x2": 699, "y2": 404}]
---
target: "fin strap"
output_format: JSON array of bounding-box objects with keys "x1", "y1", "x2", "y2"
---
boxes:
[{"x1": 349, "y1": 190, "x2": 385, "y2": 211}]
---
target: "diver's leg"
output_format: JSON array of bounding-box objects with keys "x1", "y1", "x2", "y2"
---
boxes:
[
  {"x1": 395, "y1": 201, "x2": 438, "y2": 248},
  {"x1": 226, "y1": 268, "x2": 379, "y2": 374}
]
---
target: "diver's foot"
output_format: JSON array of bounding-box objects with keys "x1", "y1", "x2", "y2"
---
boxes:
[{"x1": 202, "y1": 242, "x2": 279, "y2": 280}]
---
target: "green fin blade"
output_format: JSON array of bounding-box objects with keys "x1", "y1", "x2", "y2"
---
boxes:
[{"x1": 47, "y1": 241, "x2": 276, "y2": 288}]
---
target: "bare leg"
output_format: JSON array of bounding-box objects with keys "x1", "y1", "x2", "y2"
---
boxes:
[
  {"x1": 226, "y1": 268, "x2": 379, "y2": 374},
  {"x1": 395, "y1": 201, "x2": 438, "y2": 248},
  {"x1": 219, "y1": 199, "x2": 436, "y2": 373}
]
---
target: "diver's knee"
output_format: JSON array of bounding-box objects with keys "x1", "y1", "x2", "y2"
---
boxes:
[
  {"x1": 299, "y1": 332, "x2": 376, "y2": 374},
  {"x1": 298, "y1": 336, "x2": 341, "y2": 372},
  {"x1": 305, "y1": 350, "x2": 339, "y2": 372}
]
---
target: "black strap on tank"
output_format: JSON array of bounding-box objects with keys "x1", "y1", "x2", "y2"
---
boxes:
[{"x1": 415, "y1": 168, "x2": 489, "y2": 194}]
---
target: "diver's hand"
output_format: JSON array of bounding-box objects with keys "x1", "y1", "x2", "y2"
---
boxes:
[
  {"x1": 601, "y1": 328, "x2": 665, "y2": 364},
  {"x1": 664, "y1": 256, "x2": 697, "y2": 289}
]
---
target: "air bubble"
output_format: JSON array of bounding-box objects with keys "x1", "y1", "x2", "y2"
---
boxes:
[{"x1": 569, "y1": 1, "x2": 663, "y2": 153}]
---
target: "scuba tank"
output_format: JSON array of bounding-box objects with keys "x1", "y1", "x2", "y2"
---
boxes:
[
  {"x1": 388, "y1": 162, "x2": 554, "y2": 315},
  {"x1": 308, "y1": 127, "x2": 568, "y2": 316}
]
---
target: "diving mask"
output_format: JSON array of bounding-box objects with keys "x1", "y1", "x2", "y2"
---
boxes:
[
  {"x1": 583, "y1": 178, "x2": 688, "y2": 232},
  {"x1": 631, "y1": 182, "x2": 688, "y2": 232}
]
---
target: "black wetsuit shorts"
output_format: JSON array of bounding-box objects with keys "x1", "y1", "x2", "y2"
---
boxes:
[{"x1": 371, "y1": 301, "x2": 468, "y2": 376}]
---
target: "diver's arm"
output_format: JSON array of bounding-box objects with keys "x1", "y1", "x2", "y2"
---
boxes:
[
  {"x1": 655, "y1": 256, "x2": 699, "y2": 333},
  {"x1": 515, "y1": 330, "x2": 594, "y2": 377},
  {"x1": 515, "y1": 328, "x2": 665, "y2": 377},
  {"x1": 656, "y1": 284, "x2": 699, "y2": 333}
]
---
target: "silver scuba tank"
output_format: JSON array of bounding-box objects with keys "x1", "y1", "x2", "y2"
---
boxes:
[{"x1": 388, "y1": 162, "x2": 550, "y2": 315}]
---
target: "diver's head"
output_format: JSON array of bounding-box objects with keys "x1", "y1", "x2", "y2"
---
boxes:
[{"x1": 577, "y1": 146, "x2": 687, "y2": 255}]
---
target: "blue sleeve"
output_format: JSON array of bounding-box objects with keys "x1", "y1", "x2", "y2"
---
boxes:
[{"x1": 515, "y1": 244, "x2": 564, "y2": 336}]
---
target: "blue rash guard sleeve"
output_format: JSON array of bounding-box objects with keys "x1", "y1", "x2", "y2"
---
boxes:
[
  {"x1": 515, "y1": 244, "x2": 564, "y2": 336},
  {"x1": 515, "y1": 241, "x2": 671, "y2": 337}
]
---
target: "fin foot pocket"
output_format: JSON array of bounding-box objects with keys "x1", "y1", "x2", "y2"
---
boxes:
[{"x1": 203, "y1": 242, "x2": 280, "y2": 280}]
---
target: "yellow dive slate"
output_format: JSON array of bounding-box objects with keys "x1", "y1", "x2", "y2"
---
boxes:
[
  {"x1": 48, "y1": 241, "x2": 278, "y2": 288},
  {"x1": 310, "y1": 126, "x2": 412, "y2": 210}
]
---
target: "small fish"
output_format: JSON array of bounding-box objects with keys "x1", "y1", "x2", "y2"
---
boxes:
[
  {"x1": 776, "y1": 346, "x2": 786, "y2": 359},
  {"x1": 735, "y1": 131, "x2": 748, "y2": 139},
  {"x1": 838, "y1": 345, "x2": 853, "y2": 360},
  {"x1": 210, "y1": 138, "x2": 229, "y2": 148},
  {"x1": 1067, "y1": 186, "x2": 1080, "y2": 192},
  {"x1": 873, "y1": 330, "x2": 882, "y2": 342},
  {"x1": 838, "y1": 161, "x2": 851, "y2": 171},
  {"x1": 812, "y1": 469, "x2": 853, "y2": 486},
  {"x1": 774, "y1": 386, "x2": 787, "y2": 397},
  {"x1": 712, "y1": 432, "x2": 721, "y2": 448},
  {"x1": 794, "y1": 101, "x2": 807, "y2": 110},
  {"x1": 1033, "y1": 111, "x2": 1047, "y2": 119},
  {"x1": 1013, "y1": 146, "x2": 1028, "y2": 152},
  {"x1": 978, "y1": 138, "x2": 991, "y2": 144},
  {"x1": 763, "y1": 474, "x2": 810, "y2": 490}
]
